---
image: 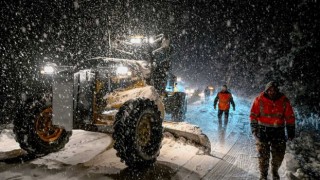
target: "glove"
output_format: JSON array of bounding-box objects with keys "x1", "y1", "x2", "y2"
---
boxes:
[{"x1": 233, "y1": 107, "x2": 235, "y2": 111}]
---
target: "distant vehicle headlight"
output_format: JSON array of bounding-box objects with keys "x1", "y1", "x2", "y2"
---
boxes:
[
  {"x1": 186, "y1": 89, "x2": 194, "y2": 95},
  {"x1": 199, "y1": 92, "x2": 205, "y2": 98}
]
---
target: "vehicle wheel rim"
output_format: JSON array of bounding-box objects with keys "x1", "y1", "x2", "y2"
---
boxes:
[
  {"x1": 136, "y1": 113, "x2": 152, "y2": 147},
  {"x1": 35, "y1": 107, "x2": 63, "y2": 142}
]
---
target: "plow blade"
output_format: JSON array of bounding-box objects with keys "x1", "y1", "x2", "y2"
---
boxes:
[{"x1": 162, "y1": 121, "x2": 211, "y2": 154}]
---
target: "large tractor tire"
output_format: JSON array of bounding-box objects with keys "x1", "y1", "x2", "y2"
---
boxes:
[
  {"x1": 113, "y1": 98, "x2": 163, "y2": 168},
  {"x1": 13, "y1": 98, "x2": 72, "y2": 156},
  {"x1": 171, "y1": 92, "x2": 187, "y2": 122}
]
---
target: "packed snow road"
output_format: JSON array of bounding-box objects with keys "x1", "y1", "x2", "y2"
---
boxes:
[
  {"x1": 184, "y1": 96, "x2": 288, "y2": 179},
  {"x1": 0, "y1": 96, "x2": 288, "y2": 180}
]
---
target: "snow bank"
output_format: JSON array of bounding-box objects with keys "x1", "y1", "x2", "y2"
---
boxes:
[
  {"x1": 285, "y1": 131, "x2": 320, "y2": 179},
  {"x1": 0, "y1": 129, "x2": 20, "y2": 152},
  {"x1": 296, "y1": 112, "x2": 320, "y2": 132}
]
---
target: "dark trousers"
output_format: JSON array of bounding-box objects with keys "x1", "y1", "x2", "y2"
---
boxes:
[
  {"x1": 255, "y1": 127, "x2": 286, "y2": 179},
  {"x1": 218, "y1": 109, "x2": 229, "y2": 124},
  {"x1": 256, "y1": 140, "x2": 286, "y2": 179}
]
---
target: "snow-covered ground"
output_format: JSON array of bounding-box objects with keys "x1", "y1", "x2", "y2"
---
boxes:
[
  {"x1": 0, "y1": 129, "x2": 212, "y2": 179},
  {"x1": 1, "y1": 95, "x2": 319, "y2": 179},
  {"x1": 180, "y1": 95, "x2": 320, "y2": 179},
  {"x1": 179, "y1": 95, "x2": 264, "y2": 179}
]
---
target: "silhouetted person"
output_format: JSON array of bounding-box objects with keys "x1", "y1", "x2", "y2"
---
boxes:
[
  {"x1": 204, "y1": 86, "x2": 210, "y2": 102},
  {"x1": 214, "y1": 85, "x2": 235, "y2": 125}
]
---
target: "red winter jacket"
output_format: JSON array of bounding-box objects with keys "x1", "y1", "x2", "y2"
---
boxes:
[{"x1": 250, "y1": 92, "x2": 295, "y2": 139}]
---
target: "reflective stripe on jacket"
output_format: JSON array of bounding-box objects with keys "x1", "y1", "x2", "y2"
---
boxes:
[{"x1": 250, "y1": 92, "x2": 295, "y2": 127}]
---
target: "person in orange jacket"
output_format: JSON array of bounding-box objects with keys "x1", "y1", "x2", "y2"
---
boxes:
[
  {"x1": 250, "y1": 81, "x2": 295, "y2": 180},
  {"x1": 214, "y1": 85, "x2": 235, "y2": 124}
]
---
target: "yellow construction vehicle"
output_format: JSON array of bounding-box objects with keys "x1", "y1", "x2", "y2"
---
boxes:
[{"x1": 11, "y1": 34, "x2": 210, "y2": 168}]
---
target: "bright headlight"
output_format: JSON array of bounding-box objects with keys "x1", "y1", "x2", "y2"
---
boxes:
[
  {"x1": 148, "y1": 37, "x2": 155, "y2": 44},
  {"x1": 130, "y1": 38, "x2": 142, "y2": 44},
  {"x1": 116, "y1": 66, "x2": 129, "y2": 76},
  {"x1": 41, "y1": 65, "x2": 56, "y2": 74}
]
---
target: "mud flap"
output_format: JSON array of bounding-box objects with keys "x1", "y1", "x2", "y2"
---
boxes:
[
  {"x1": 52, "y1": 73, "x2": 74, "y2": 131},
  {"x1": 162, "y1": 121, "x2": 211, "y2": 154}
]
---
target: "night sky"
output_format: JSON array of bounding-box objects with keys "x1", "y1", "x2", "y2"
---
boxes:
[{"x1": 1, "y1": 0, "x2": 319, "y2": 111}]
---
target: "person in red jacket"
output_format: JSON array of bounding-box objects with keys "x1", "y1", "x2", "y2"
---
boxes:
[
  {"x1": 250, "y1": 81, "x2": 295, "y2": 180},
  {"x1": 214, "y1": 85, "x2": 235, "y2": 124}
]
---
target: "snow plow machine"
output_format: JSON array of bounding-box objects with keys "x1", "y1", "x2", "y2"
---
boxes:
[{"x1": 9, "y1": 34, "x2": 211, "y2": 168}]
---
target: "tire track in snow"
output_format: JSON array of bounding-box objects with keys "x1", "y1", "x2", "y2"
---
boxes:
[{"x1": 202, "y1": 115, "x2": 259, "y2": 179}]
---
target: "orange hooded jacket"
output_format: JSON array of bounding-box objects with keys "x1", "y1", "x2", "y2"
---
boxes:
[{"x1": 250, "y1": 92, "x2": 295, "y2": 128}]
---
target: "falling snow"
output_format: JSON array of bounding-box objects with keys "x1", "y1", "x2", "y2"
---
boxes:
[{"x1": 1, "y1": 1, "x2": 320, "y2": 179}]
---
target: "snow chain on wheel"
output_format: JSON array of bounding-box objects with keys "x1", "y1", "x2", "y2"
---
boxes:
[
  {"x1": 113, "y1": 98, "x2": 163, "y2": 168},
  {"x1": 13, "y1": 99, "x2": 72, "y2": 156}
]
